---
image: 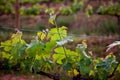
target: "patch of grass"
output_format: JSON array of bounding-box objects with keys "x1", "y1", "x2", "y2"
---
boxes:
[
  {"x1": 69, "y1": 20, "x2": 118, "y2": 36},
  {"x1": 88, "y1": 45, "x2": 105, "y2": 57},
  {"x1": 69, "y1": 27, "x2": 91, "y2": 35},
  {"x1": 37, "y1": 23, "x2": 46, "y2": 30},
  {"x1": 21, "y1": 23, "x2": 46, "y2": 31},
  {"x1": 95, "y1": 20, "x2": 118, "y2": 36},
  {"x1": 56, "y1": 15, "x2": 74, "y2": 27}
]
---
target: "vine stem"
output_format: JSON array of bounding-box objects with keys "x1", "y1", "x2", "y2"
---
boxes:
[
  {"x1": 54, "y1": 19, "x2": 68, "y2": 60},
  {"x1": 31, "y1": 57, "x2": 36, "y2": 73}
]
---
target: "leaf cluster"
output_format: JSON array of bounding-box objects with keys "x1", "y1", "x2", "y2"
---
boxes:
[
  {"x1": 0, "y1": 27, "x2": 120, "y2": 79},
  {"x1": 97, "y1": 3, "x2": 120, "y2": 16},
  {"x1": 60, "y1": 0, "x2": 84, "y2": 15}
]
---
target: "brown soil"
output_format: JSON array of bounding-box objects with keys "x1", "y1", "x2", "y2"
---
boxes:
[{"x1": 0, "y1": 74, "x2": 52, "y2": 80}]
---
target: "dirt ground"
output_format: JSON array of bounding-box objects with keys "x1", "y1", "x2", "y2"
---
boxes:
[{"x1": 0, "y1": 74, "x2": 52, "y2": 80}]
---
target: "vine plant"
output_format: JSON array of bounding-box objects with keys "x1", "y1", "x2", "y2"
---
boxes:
[{"x1": 0, "y1": 10, "x2": 120, "y2": 80}]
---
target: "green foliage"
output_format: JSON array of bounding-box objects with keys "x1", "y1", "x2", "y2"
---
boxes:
[
  {"x1": 60, "y1": 6, "x2": 73, "y2": 15},
  {"x1": 56, "y1": 15, "x2": 74, "y2": 27},
  {"x1": 0, "y1": 27, "x2": 119, "y2": 79},
  {"x1": 0, "y1": 26, "x2": 68, "y2": 72},
  {"x1": 60, "y1": 0, "x2": 84, "y2": 15},
  {"x1": 2, "y1": 0, "x2": 120, "y2": 17},
  {"x1": 85, "y1": 5, "x2": 93, "y2": 17},
  {"x1": 0, "y1": 0, "x2": 50, "y2": 4},
  {"x1": 97, "y1": 3, "x2": 120, "y2": 16},
  {"x1": 0, "y1": 2, "x2": 14, "y2": 14},
  {"x1": 0, "y1": 1, "x2": 120, "y2": 79},
  {"x1": 48, "y1": 26, "x2": 67, "y2": 41},
  {"x1": 20, "y1": 0, "x2": 49, "y2": 4},
  {"x1": 94, "y1": 54, "x2": 117, "y2": 80},
  {"x1": 49, "y1": 14, "x2": 56, "y2": 25},
  {"x1": 0, "y1": 0, "x2": 84, "y2": 15},
  {"x1": 71, "y1": 0, "x2": 83, "y2": 12},
  {"x1": 95, "y1": 20, "x2": 118, "y2": 36},
  {"x1": 20, "y1": 4, "x2": 42, "y2": 16}
]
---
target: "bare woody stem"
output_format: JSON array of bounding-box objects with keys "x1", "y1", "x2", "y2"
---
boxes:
[{"x1": 15, "y1": 0, "x2": 20, "y2": 30}]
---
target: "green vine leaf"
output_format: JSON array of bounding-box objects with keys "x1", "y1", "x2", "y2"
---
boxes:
[
  {"x1": 95, "y1": 53, "x2": 117, "y2": 73},
  {"x1": 33, "y1": 59, "x2": 41, "y2": 73},
  {"x1": 85, "y1": 5, "x2": 93, "y2": 17},
  {"x1": 1, "y1": 40, "x2": 12, "y2": 52},
  {"x1": 11, "y1": 41, "x2": 27, "y2": 59},
  {"x1": 49, "y1": 14, "x2": 56, "y2": 25},
  {"x1": 0, "y1": 26, "x2": 119, "y2": 79},
  {"x1": 26, "y1": 40, "x2": 45, "y2": 57},
  {"x1": 1, "y1": 52, "x2": 10, "y2": 59},
  {"x1": 1, "y1": 31, "x2": 24, "y2": 52},
  {"x1": 44, "y1": 41, "x2": 56, "y2": 54},
  {"x1": 77, "y1": 60, "x2": 91, "y2": 75},
  {"x1": 54, "y1": 47, "x2": 77, "y2": 64},
  {"x1": 37, "y1": 31, "x2": 46, "y2": 41},
  {"x1": 53, "y1": 53, "x2": 65, "y2": 64},
  {"x1": 63, "y1": 62, "x2": 72, "y2": 71},
  {"x1": 48, "y1": 26, "x2": 67, "y2": 41}
]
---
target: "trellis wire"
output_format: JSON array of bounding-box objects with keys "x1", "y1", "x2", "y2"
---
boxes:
[{"x1": 0, "y1": 26, "x2": 118, "y2": 40}]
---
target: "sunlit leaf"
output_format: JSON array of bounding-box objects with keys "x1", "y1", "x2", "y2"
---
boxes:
[
  {"x1": 56, "y1": 36, "x2": 73, "y2": 46},
  {"x1": 11, "y1": 42, "x2": 27, "y2": 59},
  {"x1": 1, "y1": 52, "x2": 10, "y2": 59},
  {"x1": 53, "y1": 53, "x2": 65, "y2": 64},
  {"x1": 106, "y1": 41, "x2": 120, "y2": 52},
  {"x1": 85, "y1": 5, "x2": 93, "y2": 17},
  {"x1": 49, "y1": 14, "x2": 56, "y2": 25},
  {"x1": 73, "y1": 69, "x2": 79, "y2": 76},
  {"x1": 48, "y1": 26, "x2": 67, "y2": 41},
  {"x1": 37, "y1": 31, "x2": 45, "y2": 41},
  {"x1": 82, "y1": 40, "x2": 87, "y2": 48},
  {"x1": 45, "y1": 8, "x2": 54, "y2": 15},
  {"x1": 76, "y1": 44, "x2": 90, "y2": 59},
  {"x1": 26, "y1": 40, "x2": 45, "y2": 57}
]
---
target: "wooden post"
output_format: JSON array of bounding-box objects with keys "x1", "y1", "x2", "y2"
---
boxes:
[
  {"x1": 64, "y1": 0, "x2": 68, "y2": 5},
  {"x1": 118, "y1": 16, "x2": 120, "y2": 39},
  {"x1": 15, "y1": 0, "x2": 20, "y2": 30}
]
